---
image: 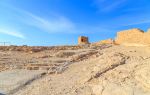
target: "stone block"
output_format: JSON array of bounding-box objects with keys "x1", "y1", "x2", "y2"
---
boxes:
[{"x1": 78, "y1": 36, "x2": 89, "y2": 45}]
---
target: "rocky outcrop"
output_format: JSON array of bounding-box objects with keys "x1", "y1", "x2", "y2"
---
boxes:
[
  {"x1": 99, "y1": 38, "x2": 114, "y2": 44},
  {"x1": 115, "y1": 28, "x2": 150, "y2": 46},
  {"x1": 91, "y1": 39, "x2": 115, "y2": 47}
]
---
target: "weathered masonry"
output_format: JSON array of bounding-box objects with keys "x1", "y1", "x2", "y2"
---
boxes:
[
  {"x1": 78, "y1": 36, "x2": 89, "y2": 45},
  {"x1": 115, "y1": 28, "x2": 150, "y2": 46}
]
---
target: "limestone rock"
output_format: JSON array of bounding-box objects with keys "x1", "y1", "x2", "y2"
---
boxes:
[
  {"x1": 99, "y1": 38, "x2": 114, "y2": 44},
  {"x1": 115, "y1": 28, "x2": 150, "y2": 46},
  {"x1": 78, "y1": 36, "x2": 89, "y2": 45}
]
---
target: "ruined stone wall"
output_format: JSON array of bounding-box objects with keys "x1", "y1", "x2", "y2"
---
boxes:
[
  {"x1": 115, "y1": 28, "x2": 150, "y2": 46},
  {"x1": 92, "y1": 38, "x2": 114, "y2": 46},
  {"x1": 143, "y1": 32, "x2": 150, "y2": 44},
  {"x1": 100, "y1": 39, "x2": 114, "y2": 44},
  {"x1": 78, "y1": 36, "x2": 89, "y2": 45}
]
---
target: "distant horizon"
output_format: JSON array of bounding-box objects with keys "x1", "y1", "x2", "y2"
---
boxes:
[
  {"x1": 0, "y1": 27, "x2": 150, "y2": 46},
  {"x1": 0, "y1": 0, "x2": 150, "y2": 46}
]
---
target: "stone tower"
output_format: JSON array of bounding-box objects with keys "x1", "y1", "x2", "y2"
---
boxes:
[{"x1": 78, "y1": 36, "x2": 89, "y2": 45}]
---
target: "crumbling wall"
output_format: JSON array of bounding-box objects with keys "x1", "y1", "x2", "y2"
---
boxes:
[
  {"x1": 100, "y1": 39, "x2": 114, "y2": 44},
  {"x1": 115, "y1": 28, "x2": 150, "y2": 46},
  {"x1": 78, "y1": 36, "x2": 89, "y2": 45},
  {"x1": 91, "y1": 38, "x2": 114, "y2": 46}
]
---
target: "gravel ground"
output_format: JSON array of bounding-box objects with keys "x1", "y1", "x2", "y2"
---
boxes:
[
  {"x1": 1, "y1": 45, "x2": 150, "y2": 95},
  {"x1": 0, "y1": 70, "x2": 45, "y2": 95}
]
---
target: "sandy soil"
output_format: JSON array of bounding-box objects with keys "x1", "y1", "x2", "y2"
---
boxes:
[{"x1": 1, "y1": 45, "x2": 150, "y2": 95}]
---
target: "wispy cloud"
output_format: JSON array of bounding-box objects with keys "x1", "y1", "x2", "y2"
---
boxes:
[
  {"x1": 94, "y1": 0, "x2": 126, "y2": 12},
  {"x1": 25, "y1": 12, "x2": 75, "y2": 33},
  {"x1": 3, "y1": 4, "x2": 116, "y2": 35},
  {"x1": 11, "y1": 7, "x2": 76, "y2": 34},
  {"x1": 0, "y1": 27, "x2": 25, "y2": 39},
  {"x1": 125, "y1": 20, "x2": 150, "y2": 26},
  {"x1": 111, "y1": 11, "x2": 150, "y2": 26},
  {"x1": 103, "y1": 0, "x2": 126, "y2": 12}
]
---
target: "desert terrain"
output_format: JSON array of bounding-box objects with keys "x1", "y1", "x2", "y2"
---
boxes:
[
  {"x1": 0, "y1": 43, "x2": 150, "y2": 95},
  {"x1": 0, "y1": 0, "x2": 150, "y2": 94}
]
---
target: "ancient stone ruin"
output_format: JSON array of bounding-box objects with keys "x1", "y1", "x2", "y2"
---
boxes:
[
  {"x1": 78, "y1": 36, "x2": 89, "y2": 45},
  {"x1": 99, "y1": 38, "x2": 114, "y2": 44},
  {"x1": 91, "y1": 38, "x2": 115, "y2": 46},
  {"x1": 115, "y1": 28, "x2": 150, "y2": 46}
]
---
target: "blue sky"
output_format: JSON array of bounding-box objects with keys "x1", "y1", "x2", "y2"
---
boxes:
[{"x1": 0, "y1": 0, "x2": 150, "y2": 46}]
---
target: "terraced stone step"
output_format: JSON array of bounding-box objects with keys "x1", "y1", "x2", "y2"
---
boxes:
[{"x1": 24, "y1": 63, "x2": 63, "y2": 70}]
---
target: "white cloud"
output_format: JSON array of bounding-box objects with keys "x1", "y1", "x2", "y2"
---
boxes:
[
  {"x1": 3, "y1": 5, "x2": 116, "y2": 35},
  {"x1": 0, "y1": 28, "x2": 25, "y2": 39},
  {"x1": 103, "y1": 0, "x2": 126, "y2": 11},
  {"x1": 94, "y1": 0, "x2": 126, "y2": 12},
  {"x1": 27, "y1": 13, "x2": 75, "y2": 33},
  {"x1": 13, "y1": 7, "x2": 76, "y2": 33},
  {"x1": 110, "y1": 11, "x2": 150, "y2": 26}
]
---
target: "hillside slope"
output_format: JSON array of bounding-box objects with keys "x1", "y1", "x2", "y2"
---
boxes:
[{"x1": 13, "y1": 45, "x2": 150, "y2": 95}]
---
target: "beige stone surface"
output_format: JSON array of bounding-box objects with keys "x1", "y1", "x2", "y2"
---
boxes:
[
  {"x1": 93, "y1": 38, "x2": 114, "y2": 45},
  {"x1": 1, "y1": 45, "x2": 150, "y2": 95},
  {"x1": 0, "y1": 70, "x2": 45, "y2": 95},
  {"x1": 115, "y1": 28, "x2": 150, "y2": 46},
  {"x1": 100, "y1": 38, "x2": 114, "y2": 44},
  {"x1": 78, "y1": 36, "x2": 89, "y2": 45}
]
